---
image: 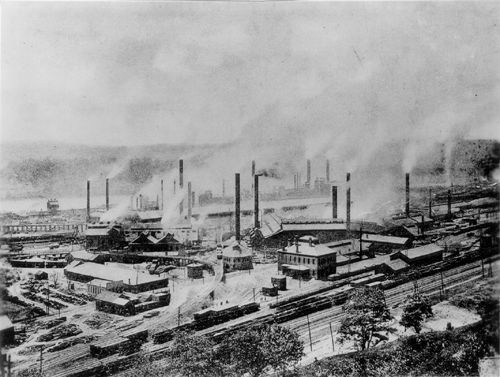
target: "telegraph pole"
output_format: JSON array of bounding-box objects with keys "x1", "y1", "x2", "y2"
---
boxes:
[
  {"x1": 329, "y1": 323, "x2": 335, "y2": 352},
  {"x1": 306, "y1": 314, "x2": 313, "y2": 351}
]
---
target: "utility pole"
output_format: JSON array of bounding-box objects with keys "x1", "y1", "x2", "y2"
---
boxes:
[
  {"x1": 329, "y1": 323, "x2": 335, "y2": 352},
  {"x1": 177, "y1": 307, "x2": 180, "y2": 327},
  {"x1": 306, "y1": 314, "x2": 313, "y2": 351},
  {"x1": 253, "y1": 288, "x2": 256, "y2": 302},
  {"x1": 440, "y1": 271, "x2": 445, "y2": 298},
  {"x1": 39, "y1": 345, "x2": 43, "y2": 373}
]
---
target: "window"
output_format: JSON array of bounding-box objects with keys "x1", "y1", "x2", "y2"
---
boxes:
[
  {"x1": 294, "y1": 257, "x2": 296, "y2": 262},
  {"x1": 308, "y1": 258, "x2": 310, "y2": 264}
]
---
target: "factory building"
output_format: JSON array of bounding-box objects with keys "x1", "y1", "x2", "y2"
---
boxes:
[
  {"x1": 88, "y1": 279, "x2": 124, "y2": 296},
  {"x1": 360, "y1": 234, "x2": 412, "y2": 255},
  {"x1": 64, "y1": 262, "x2": 169, "y2": 293},
  {"x1": 260, "y1": 213, "x2": 348, "y2": 247},
  {"x1": 277, "y1": 236, "x2": 339, "y2": 279},
  {"x1": 86, "y1": 223, "x2": 127, "y2": 251},
  {"x1": 66, "y1": 250, "x2": 108, "y2": 264}
]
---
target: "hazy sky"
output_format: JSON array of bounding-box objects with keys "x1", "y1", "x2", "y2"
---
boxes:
[{"x1": 2, "y1": 1, "x2": 499, "y2": 151}]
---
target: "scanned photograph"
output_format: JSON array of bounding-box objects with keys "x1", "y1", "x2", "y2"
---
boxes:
[{"x1": 1, "y1": 1, "x2": 499, "y2": 376}]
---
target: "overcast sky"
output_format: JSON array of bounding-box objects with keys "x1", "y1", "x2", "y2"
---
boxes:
[{"x1": 2, "y1": 1, "x2": 499, "y2": 153}]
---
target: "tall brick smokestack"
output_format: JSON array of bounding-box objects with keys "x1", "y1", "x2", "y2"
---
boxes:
[
  {"x1": 346, "y1": 173, "x2": 351, "y2": 231},
  {"x1": 254, "y1": 174, "x2": 259, "y2": 228},
  {"x1": 405, "y1": 173, "x2": 410, "y2": 217},
  {"x1": 188, "y1": 182, "x2": 192, "y2": 223},
  {"x1": 106, "y1": 179, "x2": 109, "y2": 211},
  {"x1": 235, "y1": 173, "x2": 240, "y2": 242},
  {"x1": 179, "y1": 159, "x2": 184, "y2": 189},
  {"x1": 448, "y1": 188, "x2": 452, "y2": 216},
  {"x1": 428, "y1": 188, "x2": 432, "y2": 218},
  {"x1": 192, "y1": 191, "x2": 195, "y2": 207},
  {"x1": 87, "y1": 180, "x2": 90, "y2": 222},
  {"x1": 161, "y1": 180, "x2": 164, "y2": 210},
  {"x1": 332, "y1": 186, "x2": 338, "y2": 218},
  {"x1": 252, "y1": 160, "x2": 256, "y2": 193},
  {"x1": 307, "y1": 160, "x2": 311, "y2": 184},
  {"x1": 326, "y1": 160, "x2": 330, "y2": 182}
]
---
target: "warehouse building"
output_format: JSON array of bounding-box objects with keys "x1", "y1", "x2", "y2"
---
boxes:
[
  {"x1": 64, "y1": 262, "x2": 169, "y2": 293},
  {"x1": 390, "y1": 244, "x2": 443, "y2": 266},
  {"x1": 88, "y1": 279, "x2": 124, "y2": 296}
]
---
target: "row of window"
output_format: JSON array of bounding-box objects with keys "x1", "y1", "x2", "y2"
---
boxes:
[{"x1": 279, "y1": 254, "x2": 335, "y2": 265}]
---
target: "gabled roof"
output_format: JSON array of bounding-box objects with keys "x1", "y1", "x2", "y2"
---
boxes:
[
  {"x1": 384, "y1": 259, "x2": 409, "y2": 272},
  {"x1": 260, "y1": 213, "x2": 283, "y2": 238},
  {"x1": 130, "y1": 232, "x2": 158, "y2": 245},
  {"x1": 95, "y1": 291, "x2": 131, "y2": 306},
  {"x1": 156, "y1": 233, "x2": 182, "y2": 244}
]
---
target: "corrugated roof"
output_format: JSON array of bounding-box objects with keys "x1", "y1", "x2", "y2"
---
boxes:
[
  {"x1": 362, "y1": 234, "x2": 409, "y2": 245},
  {"x1": 66, "y1": 262, "x2": 168, "y2": 285},
  {"x1": 260, "y1": 213, "x2": 283, "y2": 238}
]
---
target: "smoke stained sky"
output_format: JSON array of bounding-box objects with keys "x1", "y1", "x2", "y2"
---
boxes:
[{"x1": 2, "y1": 2, "x2": 499, "y2": 170}]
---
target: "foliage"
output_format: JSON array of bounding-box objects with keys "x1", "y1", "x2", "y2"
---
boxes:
[
  {"x1": 115, "y1": 354, "x2": 172, "y2": 377},
  {"x1": 167, "y1": 330, "x2": 226, "y2": 377},
  {"x1": 223, "y1": 324, "x2": 304, "y2": 377},
  {"x1": 399, "y1": 293, "x2": 433, "y2": 334},
  {"x1": 338, "y1": 287, "x2": 393, "y2": 352}
]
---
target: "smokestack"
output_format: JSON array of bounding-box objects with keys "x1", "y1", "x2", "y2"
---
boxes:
[
  {"x1": 448, "y1": 189, "x2": 452, "y2": 216},
  {"x1": 161, "y1": 180, "x2": 164, "y2": 210},
  {"x1": 326, "y1": 160, "x2": 330, "y2": 182},
  {"x1": 188, "y1": 182, "x2": 192, "y2": 223},
  {"x1": 136, "y1": 196, "x2": 138, "y2": 209},
  {"x1": 428, "y1": 188, "x2": 432, "y2": 218},
  {"x1": 346, "y1": 173, "x2": 351, "y2": 231},
  {"x1": 106, "y1": 179, "x2": 109, "y2": 211},
  {"x1": 332, "y1": 186, "x2": 338, "y2": 218},
  {"x1": 223, "y1": 179, "x2": 225, "y2": 197},
  {"x1": 252, "y1": 160, "x2": 255, "y2": 177},
  {"x1": 294, "y1": 174, "x2": 297, "y2": 190},
  {"x1": 254, "y1": 174, "x2": 259, "y2": 228},
  {"x1": 192, "y1": 191, "x2": 195, "y2": 207},
  {"x1": 87, "y1": 180, "x2": 90, "y2": 222},
  {"x1": 405, "y1": 173, "x2": 410, "y2": 217},
  {"x1": 307, "y1": 160, "x2": 311, "y2": 183},
  {"x1": 174, "y1": 180, "x2": 176, "y2": 195},
  {"x1": 139, "y1": 194, "x2": 142, "y2": 210},
  {"x1": 179, "y1": 160, "x2": 184, "y2": 189},
  {"x1": 235, "y1": 173, "x2": 240, "y2": 242}
]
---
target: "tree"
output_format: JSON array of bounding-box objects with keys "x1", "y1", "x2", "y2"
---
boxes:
[
  {"x1": 223, "y1": 324, "x2": 304, "y2": 377},
  {"x1": 167, "y1": 330, "x2": 225, "y2": 377},
  {"x1": 50, "y1": 272, "x2": 59, "y2": 289},
  {"x1": 338, "y1": 287, "x2": 393, "y2": 352},
  {"x1": 399, "y1": 293, "x2": 433, "y2": 334}
]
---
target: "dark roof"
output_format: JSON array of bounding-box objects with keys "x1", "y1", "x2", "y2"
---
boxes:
[
  {"x1": 86, "y1": 228, "x2": 111, "y2": 237},
  {"x1": 384, "y1": 259, "x2": 410, "y2": 272},
  {"x1": 130, "y1": 232, "x2": 158, "y2": 245}
]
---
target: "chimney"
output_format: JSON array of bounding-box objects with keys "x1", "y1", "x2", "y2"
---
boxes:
[
  {"x1": 307, "y1": 160, "x2": 311, "y2": 184},
  {"x1": 254, "y1": 174, "x2": 259, "y2": 228},
  {"x1": 308, "y1": 237, "x2": 313, "y2": 247},
  {"x1": 106, "y1": 179, "x2": 109, "y2": 211},
  {"x1": 346, "y1": 173, "x2": 351, "y2": 231},
  {"x1": 188, "y1": 182, "x2": 192, "y2": 223},
  {"x1": 287, "y1": 238, "x2": 292, "y2": 247},
  {"x1": 235, "y1": 174, "x2": 240, "y2": 242},
  {"x1": 428, "y1": 188, "x2": 432, "y2": 218},
  {"x1": 326, "y1": 160, "x2": 330, "y2": 182},
  {"x1": 405, "y1": 173, "x2": 410, "y2": 217},
  {"x1": 161, "y1": 180, "x2": 164, "y2": 210},
  {"x1": 87, "y1": 180, "x2": 90, "y2": 222},
  {"x1": 295, "y1": 237, "x2": 299, "y2": 253},
  {"x1": 136, "y1": 196, "x2": 138, "y2": 209},
  {"x1": 139, "y1": 194, "x2": 142, "y2": 210},
  {"x1": 174, "y1": 179, "x2": 176, "y2": 195},
  {"x1": 294, "y1": 174, "x2": 297, "y2": 190},
  {"x1": 448, "y1": 188, "x2": 452, "y2": 216},
  {"x1": 421, "y1": 215, "x2": 425, "y2": 235},
  {"x1": 179, "y1": 159, "x2": 184, "y2": 189},
  {"x1": 252, "y1": 160, "x2": 256, "y2": 177},
  {"x1": 332, "y1": 186, "x2": 338, "y2": 219}
]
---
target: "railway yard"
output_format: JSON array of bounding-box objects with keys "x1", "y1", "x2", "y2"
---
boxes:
[{"x1": 1, "y1": 177, "x2": 499, "y2": 377}]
